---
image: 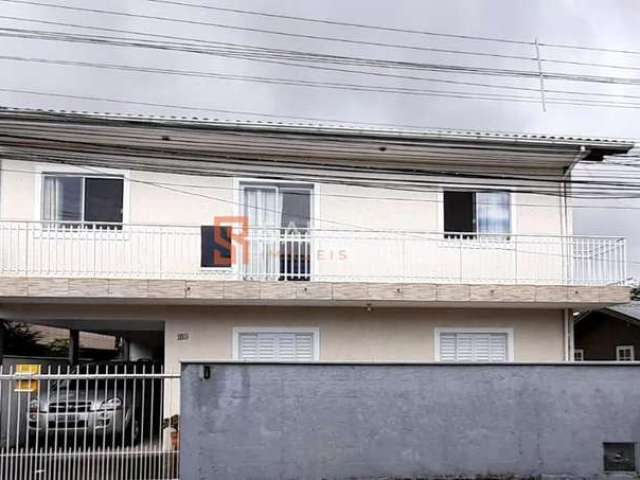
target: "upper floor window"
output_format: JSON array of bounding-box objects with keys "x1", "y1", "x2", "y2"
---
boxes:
[
  {"x1": 443, "y1": 191, "x2": 511, "y2": 237},
  {"x1": 616, "y1": 345, "x2": 635, "y2": 361},
  {"x1": 42, "y1": 174, "x2": 124, "y2": 228},
  {"x1": 243, "y1": 184, "x2": 311, "y2": 232}
]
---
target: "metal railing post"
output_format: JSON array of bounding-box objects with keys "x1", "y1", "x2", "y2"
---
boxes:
[
  {"x1": 23, "y1": 221, "x2": 29, "y2": 276},
  {"x1": 514, "y1": 235, "x2": 518, "y2": 284},
  {"x1": 622, "y1": 238, "x2": 628, "y2": 284},
  {"x1": 401, "y1": 235, "x2": 407, "y2": 282},
  {"x1": 0, "y1": 220, "x2": 630, "y2": 287},
  {"x1": 458, "y1": 235, "x2": 463, "y2": 284}
]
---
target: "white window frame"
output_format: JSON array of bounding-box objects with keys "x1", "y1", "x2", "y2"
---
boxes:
[
  {"x1": 437, "y1": 188, "x2": 517, "y2": 238},
  {"x1": 616, "y1": 345, "x2": 635, "y2": 362},
  {"x1": 574, "y1": 349, "x2": 585, "y2": 361},
  {"x1": 232, "y1": 178, "x2": 318, "y2": 228},
  {"x1": 434, "y1": 327, "x2": 515, "y2": 362},
  {"x1": 232, "y1": 178, "x2": 319, "y2": 279},
  {"x1": 232, "y1": 327, "x2": 320, "y2": 361},
  {"x1": 35, "y1": 164, "x2": 130, "y2": 226}
]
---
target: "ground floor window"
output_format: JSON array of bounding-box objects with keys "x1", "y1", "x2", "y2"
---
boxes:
[
  {"x1": 435, "y1": 328, "x2": 513, "y2": 362},
  {"x1": 616, "y1": 345, "x2": 635, "y2": 361},
  {"x1": 233, "y1": 327, "x2": 319, "y2": 361}
]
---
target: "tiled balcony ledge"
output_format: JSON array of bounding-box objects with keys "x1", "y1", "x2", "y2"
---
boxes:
[{"x1": 0, "y1": 277, "x2": 629, "y2": 307}]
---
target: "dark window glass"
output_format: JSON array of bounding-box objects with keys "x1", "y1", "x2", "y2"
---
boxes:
[
  {"x1": 84, "y1": 178, "x2": 124, "y2": 224},
  {"x1": 279, "y1": 190, "x2": 311, "y2": 281},
  {"x1": 444, "y1": 191, "x2": 475, "y2": 234},
  {"x1": 281, "y1": 190, "x2": 311, "y2": 230},
  {"x1": 201, "y1": 225, "x2": 233, "y2": 268}
]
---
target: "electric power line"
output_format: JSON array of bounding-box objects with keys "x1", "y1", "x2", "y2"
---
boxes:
[
  {"x1": 0, "y1": 0, "x2": 542, "y2": 58},
  {"x1": 4, "y1": 163, "x2": 640, "y2": 211},
  {"x1": 145, "y1": 0, "x2": 534, "y2": 46},
  {"x1": 3, "y1": 89, "x2": 640, "y2": 153},
  {"x1": 4, "y1": 0, "x2": 640, "y2": 75},
  {"x1": 4, "y1": 27, "x2": 640, "y2": 103},
  {"x1": 5, "y1": 54, "x2": 640, "y2": 111},
  {"x1": 144, "y1": 0, "x2": 640, "y2": 57},
  {"x1": 2, "y1": 163, "x2": 634, "y2": 267},
  {"x1": 4, "y1": 126, "x2": 640, "y2": 198},
  {"x1": 3, "y1": 15, "x2": 639, "y2": 76}
]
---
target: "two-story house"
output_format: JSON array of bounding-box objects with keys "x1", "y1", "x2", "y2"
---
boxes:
[{"x1": 0, "y1": 110, "x2": 633, "y2": 394}]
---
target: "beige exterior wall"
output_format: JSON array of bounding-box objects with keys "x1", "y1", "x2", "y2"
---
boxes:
[
  {"x1": 164, "y1": 306, "x2": 565, "y2": 372},
  {"x1": 0, "y1": 160, "x2": 570, "y2": 284},
  {"x1": 1, "y1": 159, "x2": 565, "y2": 235},
  {"x1": 0, "y1": 303, "x2": 565, "y2": 366}
]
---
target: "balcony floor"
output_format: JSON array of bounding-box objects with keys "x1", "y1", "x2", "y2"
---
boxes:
[{"x1": 0, "y1": 276, "x2": 629, "y2": 308}]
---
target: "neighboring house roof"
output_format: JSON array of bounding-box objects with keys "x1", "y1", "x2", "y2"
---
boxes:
[
  {"x1": 576, "y1": 302, "x2": 640, "y2": 327},
  {"x1": 28, "y1": 324, "x2": 117, "y2": 351},
  {"x1": 608, "y1": 302, "x2": 640, "y2": 324}
]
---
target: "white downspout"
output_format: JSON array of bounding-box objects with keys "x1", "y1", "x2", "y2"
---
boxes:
[
  {"x1": 564, "y1": 308, "x2": 573, "y2": 362},
  {"x1": 561, "y1": 147, "x2": 585, "y2": 361}
]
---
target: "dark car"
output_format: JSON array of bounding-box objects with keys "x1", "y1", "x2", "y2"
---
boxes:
[{"x1": 28, "y1": 360, "x2": 162, "y2": 446}]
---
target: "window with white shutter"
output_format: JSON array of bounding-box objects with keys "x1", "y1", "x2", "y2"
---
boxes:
[
  {"x1": 235, "y1": 329, "x2": 318, "y2": 361},
  {"x1": 437, "y1": 330, "x2": 512, "y2": 362}
]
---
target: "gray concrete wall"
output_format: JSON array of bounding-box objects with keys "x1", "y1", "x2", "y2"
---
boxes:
[{"x1": 180, "y1": 362, "x2": 640, "y2": 480}]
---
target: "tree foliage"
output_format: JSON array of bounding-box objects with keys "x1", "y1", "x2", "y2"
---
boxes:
[
  {"x1": 1, "y1": 321, "x2": 73, "y2": 357},
  {"x1": 2, "y1": 321, "x2": 50, "y2": 356}
]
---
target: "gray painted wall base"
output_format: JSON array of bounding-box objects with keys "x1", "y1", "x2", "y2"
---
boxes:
[{"x1": 180, "y1": 363, "x2": 640, "y2": 480}]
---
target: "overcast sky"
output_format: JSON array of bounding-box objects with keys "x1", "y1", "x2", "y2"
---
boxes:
[
  {"x1": 2, "y1": 0, "x2": 640, "y2": 137},
  {"x1": 2, "y1": 0, "x2": 640, "y2": 276}
]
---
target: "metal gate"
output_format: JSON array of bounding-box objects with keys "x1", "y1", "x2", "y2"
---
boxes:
[{"x1": 0, "y1": 364, "x2": 180, "y2": 479}]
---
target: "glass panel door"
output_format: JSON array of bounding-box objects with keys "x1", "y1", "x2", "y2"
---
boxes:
[
  {"x1": 280, "y1": 189, "x2": 311, "y2": 280},
  {"x1": 242, "y1": 185, "x2": 312, "y2": 281},
  {"x1": 243, "y1": 186, "x2": 279, "y2": 280}
]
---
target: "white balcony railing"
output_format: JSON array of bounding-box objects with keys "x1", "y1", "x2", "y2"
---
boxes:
[{"x1": 0, "y1": 221, "x2": 627, "y2": 286}]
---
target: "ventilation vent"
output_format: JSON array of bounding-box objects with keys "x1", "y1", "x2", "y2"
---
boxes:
[{"x1": 604, "y1": 442, "x2": 636, "y2": 472}]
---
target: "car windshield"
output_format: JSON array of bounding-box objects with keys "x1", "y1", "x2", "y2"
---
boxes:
[{"x1": 50, "y1": 363, "x2": 152, "y2": 391}]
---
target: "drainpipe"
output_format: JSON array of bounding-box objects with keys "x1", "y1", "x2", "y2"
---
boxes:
[
  {"x1": 564, "y1": 308, "x2": 573, "y2": 362},
  {"x1": 561, "y1": 147, "x2": 586, "y2": 361},
  {"x1": 561, "y1": 146, "x2": 587, "y2": 256}
]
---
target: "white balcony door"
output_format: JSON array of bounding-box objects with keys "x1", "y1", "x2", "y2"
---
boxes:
[
  {"x1": 242, "y1": 184, "x2": 312, "y2": 281},
  {"x1": 244, "y1": 186, "x2": 279, "y2": 280}
]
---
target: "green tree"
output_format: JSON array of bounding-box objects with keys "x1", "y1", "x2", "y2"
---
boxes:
[
  {"x1": 47, "y1": 338, "x2": 70, "y2": 356},
  {"x1": 2, "y1": 321, "x2": 49, "y2": 356}
]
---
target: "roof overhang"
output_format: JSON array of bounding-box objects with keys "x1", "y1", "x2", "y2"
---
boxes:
[{"x1": 0, "y1": 109, "x2": 634, "y2": 175}]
